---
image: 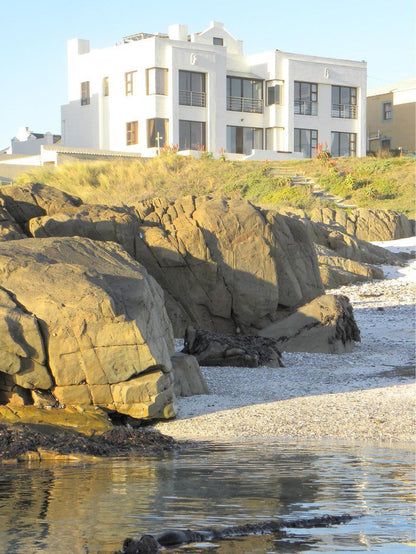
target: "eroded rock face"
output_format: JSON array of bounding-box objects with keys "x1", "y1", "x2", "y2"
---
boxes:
[
  {"x1": 309, "y1": 207, "x2": 414, "y2": 241},
  {"x1": 0, "y1": 236, "x2": 176, "y2": 419},
  {"x1": 258, "y1": 294, "x2": 360, "y2": 354}
]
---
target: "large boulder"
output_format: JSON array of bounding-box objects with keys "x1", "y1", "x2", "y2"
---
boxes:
[
  {"x1": 0, "y1": 236, "x2": 176, "y2": 419},
  {"x1": 258, "y1": 294, "x2": 360, "y2": 354}
]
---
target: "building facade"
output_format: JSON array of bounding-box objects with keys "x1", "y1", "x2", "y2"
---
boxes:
[
  {"x1": 61, "y1": 21, "x2": 367, "y2": 159},
  {"x1": 367, "y1": 79, "x2": 416, "y2": 154}
]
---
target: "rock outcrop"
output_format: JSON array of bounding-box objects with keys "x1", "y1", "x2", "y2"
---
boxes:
[
  {"x1": 258, "y1": 294, "x2": 360, "y2": 354},
  {"x1": 25, "y1": 193, "x2": 325, "y2": 335},
  {"x1": 309, "y1": 207, "x2": 414, "y2": 242},
  {"x1": 0, "y1": 236, "x2": 176, "y2": 419}
]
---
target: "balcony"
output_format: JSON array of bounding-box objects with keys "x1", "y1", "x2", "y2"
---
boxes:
[
  {"x1": 179, "y1": 90, "x2": 206, "y2": 107},
  {"x1": 332, "y1": 103, "x2": 357, "y2": 119},
  {"x1": 227, "y1": 96, "x2": 263, "y2": 114},
  {"x1": 294, "y1": 100, "x2": 317, "y2": 116}
]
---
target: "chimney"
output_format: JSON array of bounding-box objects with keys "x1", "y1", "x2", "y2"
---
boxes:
[{"x1": 168, "y1": 24, "x2": 188, "y2": 41}]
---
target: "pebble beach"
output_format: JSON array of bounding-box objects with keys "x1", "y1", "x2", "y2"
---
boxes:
[{"x1": 155, "y1": 238, "x2": 415, "y2": 447}]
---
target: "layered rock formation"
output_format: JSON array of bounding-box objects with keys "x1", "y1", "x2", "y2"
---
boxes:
[{"x1": 0, "y1": 236, "x2": 176, "y2": 419}]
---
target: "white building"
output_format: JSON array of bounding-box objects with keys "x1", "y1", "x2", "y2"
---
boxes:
[
  {"x1": 61, "y1": 21, "x2": 367, "y2": 160},
  {"x1": 11, "y1": 126, "x2": 61, "y2": 155}
]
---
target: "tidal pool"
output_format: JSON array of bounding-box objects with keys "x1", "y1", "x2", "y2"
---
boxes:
[{"x1": 0, "y1": 440, "x2": 414, "y2": 553}]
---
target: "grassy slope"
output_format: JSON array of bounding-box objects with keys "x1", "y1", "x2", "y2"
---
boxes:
[{"x1": 13, "y1": 154, "x2": 415, "y2": 216}]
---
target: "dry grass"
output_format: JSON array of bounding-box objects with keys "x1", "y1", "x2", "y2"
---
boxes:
[{"x1": 14, "y1": 154, "x2": 415, "y2": 216}]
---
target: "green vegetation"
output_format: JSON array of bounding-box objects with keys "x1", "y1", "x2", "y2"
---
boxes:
[{"x1": 14, "y1": 152, "x2": 415, "y2": 216}]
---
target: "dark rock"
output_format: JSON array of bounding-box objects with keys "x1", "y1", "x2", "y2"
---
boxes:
[{"x1": 183, "y1": 327, "x2": 283, "y2": 367}]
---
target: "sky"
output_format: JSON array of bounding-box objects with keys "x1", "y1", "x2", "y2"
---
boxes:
[{"x1": 0, "y1": 0, "x2": 414, "y2": 149}]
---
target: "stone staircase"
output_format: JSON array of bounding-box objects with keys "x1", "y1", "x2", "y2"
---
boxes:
[{"x1": 270, "y1": 168, "x2": 357, "y2": 209}]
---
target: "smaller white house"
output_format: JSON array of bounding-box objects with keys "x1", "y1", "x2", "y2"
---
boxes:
[{"x1": 11, "y1": 126, "x2": 61, "y2": 156}]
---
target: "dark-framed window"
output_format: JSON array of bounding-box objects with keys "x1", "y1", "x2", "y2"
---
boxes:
[
  {"x1": 294, "y1": 82, "x2": 317, "y2": 115},
  {"x1": 81, "y1": 81, "x2": 90, "y2": 105},
  {"x1": 266, "y1": 80, "x2": 282, "y2": 106},
  {"x1": 383, "y1": 101, "x2": 392, "y2": 120},
  {"x1": 179, "y1": 71, "x2": 206, "y2": 107},
  {"x1": 103, "y1": 77, "x2": 109, "y2": 97},
  {"x1": 125, "y1": 71, "x2": 137, "y2": 96},
  {"x1": 331, "y1": 131, "x2": 356, "y2": 157},
  {"x1": 213, "y1": 37, "x2": 223, "y2": 46},
  {"x1": 227, "y1": 76, "x2": 264, "y2": 113},
  {"x1": 179, "y1": 120, "x2": 206, "y2": 150},
  {"x1": 331, "y1": 86, "x2": 357, "y2": 118},
  {"x1": 147, "y1": 118, "x2": 169, "y2": 148},
  {"x1": 294, "y1": 128, "x2": 318, "y2": 158},
  {"x1": 146, "y1": 68, "x2": 168, "y2": 95},
  {"x1": 126, "y1": 121, "x2": 138, "y2": 145},
  {"x1": 226, "y1": 126, "x2": 263, "y2": 154}
]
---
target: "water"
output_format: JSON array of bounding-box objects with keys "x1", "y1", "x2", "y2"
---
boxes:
[{"x1": 0, "y1": 440, "x2": 414, "y2": 553}]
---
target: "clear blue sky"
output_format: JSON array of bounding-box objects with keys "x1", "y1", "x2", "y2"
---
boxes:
[{"x1": 0, "y1": 0, "x2": 414, "y2": 148}]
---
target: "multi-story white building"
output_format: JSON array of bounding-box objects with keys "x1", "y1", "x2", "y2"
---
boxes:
[{"x1": 61, "y1": 21, "x2": 367, "y2": 159}]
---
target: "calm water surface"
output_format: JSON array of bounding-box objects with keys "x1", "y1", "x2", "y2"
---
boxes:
[{"x1": 0, "y1": 440, "x2": 414, "y2": 553}]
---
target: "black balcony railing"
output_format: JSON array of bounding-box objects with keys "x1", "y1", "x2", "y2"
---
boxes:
[
  {"x1": 179, "y1": 90, "x2": 206, "y2": 107},
  {"x1": 294, "y1": 100, "x2": 318, "y2": 116},
  {"x1": 331, "y1": 103, "x2": 357, "y2": 119},
  {"x1": 227, "y1": 96, "x2": 263, "y2": 114}
]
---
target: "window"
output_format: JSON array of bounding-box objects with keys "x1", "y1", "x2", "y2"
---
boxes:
[
  {"x1": 147, "y1": 118, "x2": 169, "y2": 148},
  {"x1": 294, "y1": 82, "x2": 317, "y2": 115},
  {"x1": 227, "y1": 76, "x2": 263, "y2": 113},
  {"x1": 103, "y1": 77, "x2": 109, "y2": 97},
  {"x1": 266, "y1": 80, "x2": 282, "y2": 106},
  {"x1": 383, "y1": 101, "x2": 392, "y2": 120},
  {"x1": 331, "y1": 86, "x2": 357, "y2": 118},
  {"x1": 179, "y1": 71, "x2": 206, "y2": 107},
  {"x1": 294, "y1": 128, "x2": 318, "y2": 158},
  {"x1": 226, "y1": 126, "x2": 263, "y2": 154},
  {"x1": 81, "y1": 81, "x2": 90, "y2": 105},
  {"x1": 126, "y1": 121, "x2": 138, "y2": 145},
  {"x1": 213, "y1": 37, "x2": 223, "y2": 46},
  {"x1": 125, "y1": 71, "x2": 137, "y2": 96},
  {"x1": 331, "y1": 131, "x2": 356, "y2": 157},
  {"x1": 146, "y1": 68, "x2": 168, "y2": 95},
  {"x1": 179, "y1": 120, "x2": 206, "y2": 150}
]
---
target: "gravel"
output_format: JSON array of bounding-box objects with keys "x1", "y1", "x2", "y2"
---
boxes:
[{"x1": 154, "y1": 238, "x2": 415, "y2": 447}]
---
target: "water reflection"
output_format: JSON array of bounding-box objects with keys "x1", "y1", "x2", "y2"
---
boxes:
[{"x1": 0, "y1": 441, "x2": 414, "y2": 553}]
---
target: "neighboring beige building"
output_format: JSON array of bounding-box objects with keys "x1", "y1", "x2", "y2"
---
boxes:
[{"x1": 367, "y1": 78, "x2": 416, "y2": 153}]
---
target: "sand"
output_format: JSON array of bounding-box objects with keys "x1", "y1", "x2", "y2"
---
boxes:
[{"x1": 154, "y1": 237, "x2": 415, "y2": 447}]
